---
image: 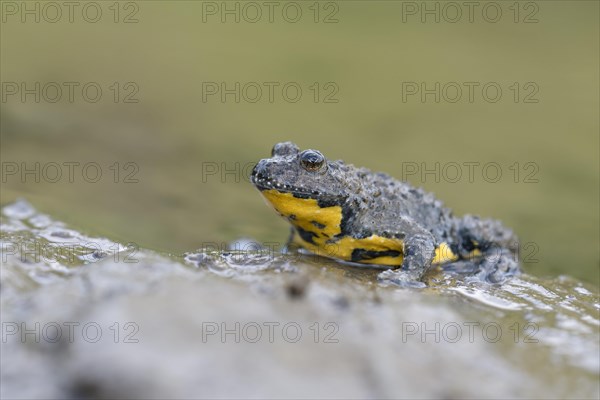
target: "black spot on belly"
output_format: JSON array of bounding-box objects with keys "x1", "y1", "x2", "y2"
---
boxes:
[
  {"x1": 450, "y1": 243, "x2": 460, "y2": 255},
  {"x1": 311, "y1": 220, "x2": 326, "y2": 229},
  {"x1": 317, "y1": 197, "x2": 342, "y2": 208},
  {"x1": 458, "y1": 231, "x2": 491, "y2": 254},
  {"x1": 351, "y1": 249, "x2": 401, "y2": 262},
  {"x1": 458, "y1": 229, "x2": 476, "y2": 251},
  {"x1": 296, "y1": 227, "x2": 318, "y2": 244},
  {"x1": 339, "y1": 203, "x2": 356, "y2": 236}
]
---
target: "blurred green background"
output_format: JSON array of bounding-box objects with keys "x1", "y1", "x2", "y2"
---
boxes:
[{"x1": 1, "y1": 1, "x2": 598, "y2": 285}]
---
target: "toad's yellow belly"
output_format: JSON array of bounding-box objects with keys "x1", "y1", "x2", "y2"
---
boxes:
[{"x1": 260, "y1": 189, "x2": 458, "y2": 266}]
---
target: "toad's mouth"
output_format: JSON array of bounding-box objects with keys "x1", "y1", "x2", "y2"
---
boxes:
[
  {"x1": 250, "y1": 167, "x2": 321, "y2": 198},
  {"x1": 251, "y1": 172, "x2": 345, "y2": 207},
  {"x1": 251, "y1": 173, "x2": 317, "y2": 198}
]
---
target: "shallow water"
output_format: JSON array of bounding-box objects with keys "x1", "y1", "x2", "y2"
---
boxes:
[{"x1": 1, "y1": 199, "x2": 598, "y2": 399}]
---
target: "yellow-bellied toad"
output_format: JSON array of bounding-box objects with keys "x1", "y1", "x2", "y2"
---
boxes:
[{"x1": 251, "y1": 142, "x2": 520, "y2": 285}]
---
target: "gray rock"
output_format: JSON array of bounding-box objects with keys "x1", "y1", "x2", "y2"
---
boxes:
[{"x1": 1, "y1": 200, "x2": 599, "y2": 399}]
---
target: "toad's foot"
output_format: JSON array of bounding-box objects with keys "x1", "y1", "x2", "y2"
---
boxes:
[
  {"x1": 377, "y1": 269, "x2": 426, "y2": 289},
  {"x1": 471, "y1": 248, "x2": 520, "y2": 284}
]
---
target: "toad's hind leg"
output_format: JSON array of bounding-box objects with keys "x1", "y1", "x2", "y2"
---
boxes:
[
  {"x1": 444, "y1": 249, "x2": 519, "y2": 283},
  {"x1": 453, "y1": 215, "x2": 521, "y2": 282}
]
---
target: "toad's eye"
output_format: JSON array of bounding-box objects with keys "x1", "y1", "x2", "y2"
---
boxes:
[{"x1": 300, "y1": 150, "x2": 326, "y2": 172}]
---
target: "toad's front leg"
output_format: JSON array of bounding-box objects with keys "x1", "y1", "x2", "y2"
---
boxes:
[
  {"x1": 402, "y1": 233, "x2": 437, "y2": 274},
  {"x1": 378, "y1": 232, "x2": 436, "y2": 288}
]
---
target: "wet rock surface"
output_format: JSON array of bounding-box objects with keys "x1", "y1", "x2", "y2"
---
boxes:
[{"x1": 1, "y1": 200, "x2": 599, "y2": 399}]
